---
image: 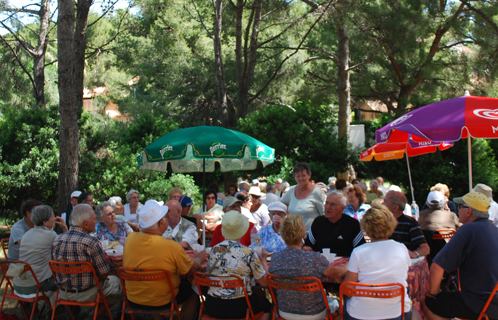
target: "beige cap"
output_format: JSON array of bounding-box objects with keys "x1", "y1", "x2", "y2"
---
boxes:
[{"x1": 473, "y1": 183, "x2": 493, "y2": 201}]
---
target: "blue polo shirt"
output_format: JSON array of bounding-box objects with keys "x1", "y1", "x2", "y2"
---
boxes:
[{"x1": 434, "y1": 218, "x2": 498, "y2": 316}]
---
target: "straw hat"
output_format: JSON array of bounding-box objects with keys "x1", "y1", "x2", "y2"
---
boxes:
[
  {"x1": 248, "y1": 186, "x2": 266, "y2": 199},
  {"x1": 221, "y1": 211, "x2": 249, "y2": 240}
]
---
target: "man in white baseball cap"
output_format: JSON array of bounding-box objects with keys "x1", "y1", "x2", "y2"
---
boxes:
[
  {"x1": 473, "y1": 183, "x2": 498, "y2": 227},
  {"x1": 418, "y1": 190, "x2": 460, "y2": 231},
  {"x1": 60, "y1": 190, "x2": 82, "y2": 229},
  {"x1": 123, "y1": 200, "x2": 206, "y2": 320},
  {"x1": 259, "y1": 201, "x2": 288, "y2": 253}
]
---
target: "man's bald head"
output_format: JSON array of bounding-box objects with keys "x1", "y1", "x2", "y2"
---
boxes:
[{"x1": 166, "y1": 200, "x2": 182, "y2": 227}]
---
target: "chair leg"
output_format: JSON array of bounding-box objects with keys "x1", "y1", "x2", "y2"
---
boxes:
[
  {"x1": 65, "y1": 305, "x2": 76, "y2": 320},
  {"x1": 29, "y1": 299, "x2": 38, "y2": 320}
]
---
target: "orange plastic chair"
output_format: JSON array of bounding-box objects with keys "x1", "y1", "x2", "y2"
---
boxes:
[
  {"x1": 432, "y1": 229, "x2": 456, "y2": 240},
  {"x1": 0, "y1": 260, "x2": 54, "y2": 320},
  {"x1": 1, "y1": 238, "x2": 9, "y2": 258},
  {"x1": 193, "y1": 272, "x2": 264, "y2": 320},
  {"x1": 48, "y1": 260, "x2": 112, "y2": 320},
  {"x1": 339, "y1": 282, "x2": 405, "y2": 319},
  {"x1": 267, "y1": 274, "x2": 337, "y2": 320},
  {"x1": 118, "y1": 267, "x2": 181, "y2": 320},
  {"x1": 455, "y1": 271, "x2": 498, "y2": 320},
  {"x1": 0, "y1": 239, "x2": 9, "y2": 288}
]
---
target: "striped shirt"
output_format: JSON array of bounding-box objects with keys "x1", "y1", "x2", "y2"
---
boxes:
[
  {"x1": 52, "y1": 227, "x2": 110, "y2": 291},
  {"x1": 389, "y1": 214, "x2": 427, "y2": 251}
]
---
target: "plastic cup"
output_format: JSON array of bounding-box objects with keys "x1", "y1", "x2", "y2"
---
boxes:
[{"x1": 322, "y1": 248, "x2": 330, "y2": 255}]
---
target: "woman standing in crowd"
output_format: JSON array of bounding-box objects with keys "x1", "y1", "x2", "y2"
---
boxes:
[{"x1": 281, "y1": 163, "x2": 325, "y2": 229}]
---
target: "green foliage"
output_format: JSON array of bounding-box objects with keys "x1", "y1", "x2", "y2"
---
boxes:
[{"x1": 238, "y1": 100, "x2": 351, "y2": 183}]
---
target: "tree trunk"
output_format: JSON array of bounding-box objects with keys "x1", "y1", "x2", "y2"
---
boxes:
[
  {"x1": 57, "y1": 0, "x2": 79, "y2": 214},
  {"x1": 336, "y1": 21, "x2": 350, "y2": 140},
  {"x1": 32, "y1": 0, "x2": 50, "y2": 107},
  {"x1": 234, "y1": 0, "x2": 262, "y2": 118},
  {"x1": 213, "y1": 0, "x2": 229, "y2": 128},
  {"x1": 74, "y1": 0, "x2": 93, "y2": 115}
]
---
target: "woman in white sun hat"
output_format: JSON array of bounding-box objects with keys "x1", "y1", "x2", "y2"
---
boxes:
[{"x1": 249, "y1": 186, "x2": 271, "y2": 228}]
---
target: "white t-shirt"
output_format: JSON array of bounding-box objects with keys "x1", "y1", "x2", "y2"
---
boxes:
[
  {"x1": 250, "y1": 204, "x2": 271, "y2": 228},
  {"x1": 261, "y1": 193, "x2": 280, "y2": 206},
  {"x1": 489, "y1": 201, "x2": 498, "y2": 227},
  {"x1": 124, "y1": 203, "x2": 143, "y2": 223},
  {"x1": 281, "y1": 185, "x2": 325, "y2": 230},
  {"x1": 347, "y1": 240, "x2": 412, "y2": 319}
]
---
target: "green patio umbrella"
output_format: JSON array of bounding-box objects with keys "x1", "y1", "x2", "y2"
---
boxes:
[{"x1": 137, "y1": 125, "x2": 275, "y2": 245}]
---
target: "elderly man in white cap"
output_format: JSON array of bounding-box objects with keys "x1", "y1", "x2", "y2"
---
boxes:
[
  {"x1": 418, "y1": 190, "x2": 460, "y2": 231},
  {"x1": 423, "y1": 192, "x2": 498, "y2": 320},
  {"x1": 60, "y1": 190, "x2": 81, "y2": 229},
  {"x1": 163, "y1": 200, "x2": 198, "y2": 249},
  {"x1": 473, "y1": 183, "x2": 498, "y2": 227},
  {"x1": 259, "y1": 201, "x2": 288, "y2": 253},
  {"x1": 123, "y1": 200, "x2": 206, "y2": 320}
]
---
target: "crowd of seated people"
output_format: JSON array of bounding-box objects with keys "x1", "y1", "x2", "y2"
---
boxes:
[{"x1": 4, "y1": 171, "x2": 498, "y2": 320}]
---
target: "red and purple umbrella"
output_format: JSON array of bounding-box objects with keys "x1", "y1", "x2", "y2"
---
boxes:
[
  {"x1": 375, "y1": 95, "x2": 498, "y2": 190},
  {"x1": 361, "y1": 137, "x2": 453, "y2": 202}
]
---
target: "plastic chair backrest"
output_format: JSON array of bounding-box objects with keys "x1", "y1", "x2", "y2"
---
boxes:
[
  {"x1": 48, "y1": 260, "x2": 112, "y2": 320},
  {"x1": 194, "y1": 272, "x2": 260, "y2": 320},
  {"x1": 118, "y1": 267, "x2": 175, "y2": 301},
  {"x1": 1, "y1": 239, "x2": 9, "y2": 258},
  {"x1": 118, "y1": 267, "x2": 180, "y2": 319},
  {"x1": 340, "y1": 282, "x2": 405, "y2": 318},
  {"x1": 432, "y1": 229, "x2": 456, "y2": 240},
  {"x1": 0, "y1": 260, "x2": 53, "y2": 320},
  {"x1": 267, "y1": 274, "x2": 334, "y2": 320}
]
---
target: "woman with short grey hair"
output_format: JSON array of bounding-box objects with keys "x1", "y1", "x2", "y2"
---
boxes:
[
  {"x1": 13, "y1": 205, "x2": 67, "y2": 302},
  {"x1": 124, "y1": 189, "x2": 142, "y2": 231},
  {"x1": 95, "y1": 201, "x2": 132, "y2": 244},
  {"x1": 109, "y1": 196, "x2": 127, "y2": 222}
]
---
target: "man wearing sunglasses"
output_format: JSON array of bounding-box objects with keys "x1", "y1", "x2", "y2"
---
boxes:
[{"x1": 423, "y1": 191, "x2": 498, "y2": 320}]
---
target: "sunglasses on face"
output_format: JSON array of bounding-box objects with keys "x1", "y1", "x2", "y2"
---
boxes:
[
  {"x1": 252, "y1": 195, "x2": 261, "y2": 199},
  {"x1": 206, "y1": 196, "x2": 216, "y2": 200}
]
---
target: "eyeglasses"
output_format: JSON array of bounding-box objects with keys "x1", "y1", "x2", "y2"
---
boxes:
[
  {"x1": 459, "y1": 204, "x2": 470, "y2": 209},
  {"x1": 252, "y1": 195, "x2": 261, "y2": 199},
  {"x1": 206, "y1": 196, "x2": 216, "y2": 200}
]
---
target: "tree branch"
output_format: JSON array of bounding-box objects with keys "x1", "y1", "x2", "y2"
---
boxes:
[
  {"x1": 306, "y1": 70, "x2": 333, "y2": 83},
  {"x1": 184, "y1": 0, "x2": 213, "y2": 39},
  {"x1": 248, "y1": 0, "x2": 332, "y2": 104},
  {"x1": 87, "y1": 0, "x2": 122, "y2": 28},
  {"x1": 0, "y1": 7, "x2": 40, "y2": 16},
  {"x1": 460, "y1": 0, "x2": 498, "y2": 34},
  {"x1": 347, "y1": 45, "x2": 382, "y2": 71},
  {"x1": 0, "y1": 35, "x2": 36, "y2": 90}
]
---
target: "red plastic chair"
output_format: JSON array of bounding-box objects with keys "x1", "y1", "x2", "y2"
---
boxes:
[
  {"x1": 118, "y1": 267, "x2": 181, "y2": 320},
  {"x1": 193, "y1": 272, "x2": 264, "y2": 320},
  {"x1": 0, "y1": 260, "x2": 54, "y2": 320},
  {"x1": 48, "y1": 260, "x2": 112, "y2": 320},
  {"x1": 0, "y1": 239, "x2": 9, "y2": 288},
  {"x1": 339, "y1": 282, "x2": 405, "y2": 319},
  {"x1": 267, "y1": 274, "x2": 337, "y2": 320},
  {"x1": 432, "y1": 229, "x2": 456, "y2": 240},
  {"x1": 1, "y1": 238, "x2": 9, "y2": 258}
]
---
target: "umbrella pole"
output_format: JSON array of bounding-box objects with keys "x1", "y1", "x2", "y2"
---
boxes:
[
  {"x1": 468, "y1": 136, "x2": 473, "y2": 192},
  {"x1": 406, "y1": 154, "x2": 415, "y2": 203},
  {"x1": 202, "y1": 158, "x2": 206, "y2": 248}
]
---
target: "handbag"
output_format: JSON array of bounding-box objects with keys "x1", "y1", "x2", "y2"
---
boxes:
[{"x1": 6, "y1": 263, "x2": 27, "y2": 280}]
